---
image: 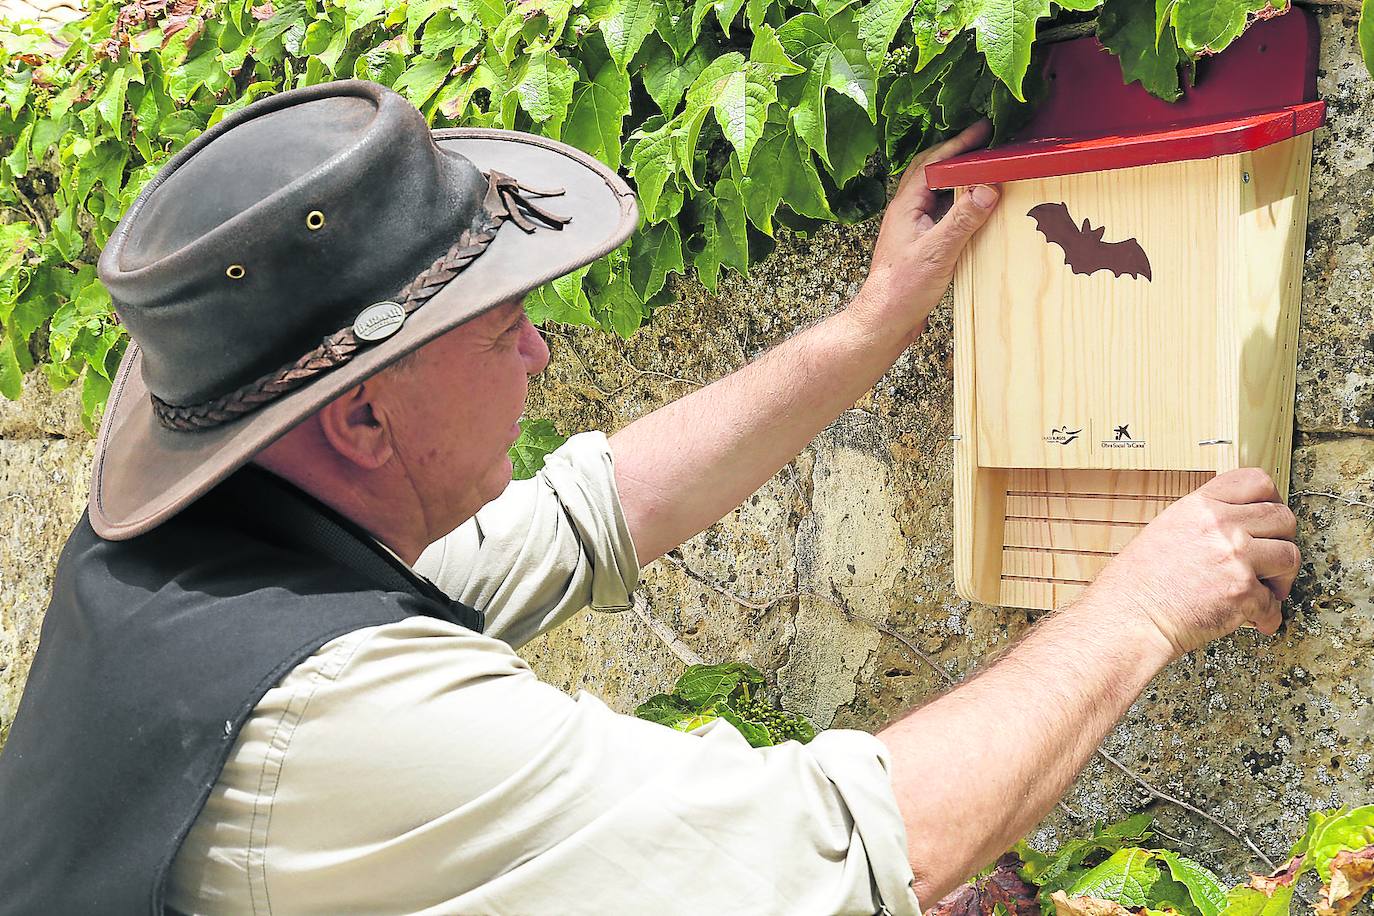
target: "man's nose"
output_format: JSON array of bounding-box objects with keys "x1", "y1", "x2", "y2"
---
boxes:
[{"x1": 522, "y1": 319, "x2": 550, "y2": 376}]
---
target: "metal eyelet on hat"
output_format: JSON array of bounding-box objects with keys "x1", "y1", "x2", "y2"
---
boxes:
[
  {"x1": 225, "y1": 264, "x2": 246, "y2": 280},
  {"x1": 306, "y1": 210, "x2": 325, "y2": 230}
]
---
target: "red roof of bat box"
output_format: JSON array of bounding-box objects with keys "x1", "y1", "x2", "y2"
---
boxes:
[{"x1": 923, "y1": 9, "x2": 1326, "y2": 190}]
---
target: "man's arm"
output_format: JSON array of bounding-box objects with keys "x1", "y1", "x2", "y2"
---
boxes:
[
  {"x1": 879, "y1": 467, "x2": 1302, "y2": 906},
  {"x1": 609, "y1": 122, "x2": 1001, "y2": 564}
]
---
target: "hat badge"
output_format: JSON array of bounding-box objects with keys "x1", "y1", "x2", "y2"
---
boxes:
[{"x1": 353, "y1": 301, "x2": 406, "y2": 342}]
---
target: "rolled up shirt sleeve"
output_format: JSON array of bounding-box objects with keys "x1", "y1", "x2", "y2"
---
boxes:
[
  {"x1": 414, "y1": 430, "x2": 640, "y2": 648},
  {"x1": 169, "y1": 617, "x2": 922, "y2": 916}
]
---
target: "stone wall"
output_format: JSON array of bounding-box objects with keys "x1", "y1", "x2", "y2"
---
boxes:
[{"x1": 1, "y1": 6, "x2": 1370, "y2": 883}]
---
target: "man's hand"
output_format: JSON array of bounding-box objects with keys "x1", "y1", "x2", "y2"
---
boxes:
[
  {"x1": 852, "y1": 120, "x2": 1000, "y2": 346},
  {"x1": 1088, "y1": 467, "x2": 1301, "y2": 659}
]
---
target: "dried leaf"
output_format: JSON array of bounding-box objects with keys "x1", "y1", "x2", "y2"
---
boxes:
[
  {"x1": 930, "y1": 854, "x2": 1040, "y2": 916},
  {"x1": 1050, "y1": 891, "x2": 1135, "y2": 916},
  {"x1": 1315, "y1": 847, "x2": 1374, "y2": 916},
  {"x1": 1249, "y1": 856, "x2": 1304, "y2": 896},
  {"x1": 250, "y1": 2, "x2": 275, "y2": 19},
  {"x1": 929, "y1": 882, "x2": 981, "y2": 916}
]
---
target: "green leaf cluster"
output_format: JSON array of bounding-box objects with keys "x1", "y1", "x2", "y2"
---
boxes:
[
  {"x1": 2, "y1": 0, "x2": 1366, "y2": 427},
  {"x1": 1014, "y1": 805, "x2": 1374, "y2": 916},
  {"x1": 1017, "y1": 816, "x2": 1227, "y2": 916},
  {"x1": 634, "y1": 660, "x2": 816, "y2": 747}
]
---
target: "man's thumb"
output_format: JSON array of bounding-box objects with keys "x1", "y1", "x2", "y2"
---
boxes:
[{"x1": 923, "y1": 184, "x2": 999, "y2": 268}]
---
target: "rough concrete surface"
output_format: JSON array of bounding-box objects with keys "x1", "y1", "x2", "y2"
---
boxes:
[
  {"x1": 0, "y1": 5, "x2": 1370, "y2": 888},
  {"x1": 0, "y1": 377, "x2": 92, "y2": 747}
]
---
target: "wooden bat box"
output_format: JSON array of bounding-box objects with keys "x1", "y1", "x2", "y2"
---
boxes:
[{"x1": 925, "y1": 12, "x2": 1325, "y2": 611}]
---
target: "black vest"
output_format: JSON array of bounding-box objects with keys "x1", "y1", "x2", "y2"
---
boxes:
[{"x1": 0, "y1": 467, "x2": 485, "y2": 914}]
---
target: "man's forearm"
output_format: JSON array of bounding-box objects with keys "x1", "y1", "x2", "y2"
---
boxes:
[
  {"x1": 879, "y1": 591, "x2": 1176, "y2": 907},
  {"x1": 608, "y1": 300, "x2": 914, "y2": 564}
]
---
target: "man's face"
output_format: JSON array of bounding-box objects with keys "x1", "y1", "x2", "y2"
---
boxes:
[{"x1": 376, "y1": 298, "x2": 550, "y2": 532}]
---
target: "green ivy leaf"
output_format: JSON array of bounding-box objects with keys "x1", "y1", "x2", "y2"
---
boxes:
[
  {"x1": 970, "y1": 0, "x2": 1052, "y2": 101},
  {"x1": 822, "y1": 94, "x2": 877, "y2": 184},
  {"x1": 909, "y1": 0, "x2": 982, "y2": 72},
  {"x1": 80, "y1": 365, "x2": 114, "y2": 432},
  {"x1": 628, "y1": 218, "x2": 685, "y2": 299},
  {"x1": 563, "y1": 58, "x2": 630, "y2": 168},
  {"x1": 1305, "y1": 805, "x2": 1374, "y2": 880},
  {"x1": 778, "y1": 11, "x2": 876, "y2": 168},
  {"x1": 716, "y1": 706, "x2": 774, "y2": 746},
  {"x1": 601, "y1": 0, "x2": 658, "y2": 70},
  {"x1": 1067, "y1": 849, "x2": 1162, "y2": 909},
  {"x1": 1217, "y1": 884, "x2": 1295, "y2": 916},
  {"x1": 634, "y1": 693, "x2": 694, "y2": 726},
  {"x1": 738, "y1": 116, "x2": 835, "y2": 234},
  {"x1": 1152, "y1": 851, "x2": 1227, "y2": 916},
  {"x1": 934, "y1": 35, "x2": 991, "y2": 129},
  {"x1": 515, "y1": 45, "x2": 576, "y2": 124},
  {"x1": 1098, "y1": 0, "x2": 1183, "y2": 101},
  {"x1": 72, "y1": 140, "x2": 128, "y2": 207},
  {"x1": 693, "y1": 175, "x2": 748, "y2": 290},
  {"x1": 642, "y1": 34, "x2": 709, "y2": 115},
  {"x1": 526, "y1": 265, "x2": 597, "y2": 327},
  {"x1": 0, "y1": 333, "x2": 22, "y2": 401},
  {"x1": 95, "y1": 66, "x2": 130, "y2": 140},
  {"x1": 393, "y1": 55, "x2": 452, "y2": 107},
  {"x1": 628, "y1": 117, "x2": 686, "y2": 221},
  {"x1": 674, "y1": 661, "x2": 764, "y2": 706},
  {"x1": 509, "y1": 417, "x2": 567, "y2": 479},
  {"x1": 1169, "y1": 0, "x2": 1289, "y2": 57},
  {"x1": 856, "y1": 0, "x2": 916, "y2": 71},
  {"x1": 656, "y1": 0, "x2": 698, "y2": 59}
]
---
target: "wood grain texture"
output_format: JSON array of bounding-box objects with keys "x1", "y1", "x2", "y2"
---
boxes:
[
  {"x1": 967, "y1": 159, "x2": 1225, "y2": 472},
  {"x1": 1232, "y1": 134, "x2": 1313, "y2": 499},
  {"x1": 996, "y1": 469, "x2": 1214, "y2": 610}
]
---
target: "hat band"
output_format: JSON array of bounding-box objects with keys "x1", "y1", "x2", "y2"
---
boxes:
[{"x1": 149, "y1": 171, "x2": 571, "y2": 432}]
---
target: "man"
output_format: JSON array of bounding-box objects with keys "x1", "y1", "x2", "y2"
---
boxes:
[{"x1": 0, "y1": 81, "x2": 1298, "y2": 914}]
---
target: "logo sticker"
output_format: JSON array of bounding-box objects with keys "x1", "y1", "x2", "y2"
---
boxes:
[
  {"x1": 1101, "y1": 424, "x2": 1146, "y2": 449},
  {"x1": 1044, "y1": 426, "x2": 1083, "y2": 446},
  {"x1": 353, "y1": 301, "x2": 406, "y2": 342}
]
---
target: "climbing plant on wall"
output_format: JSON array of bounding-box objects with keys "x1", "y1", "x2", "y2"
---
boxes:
[{"x1": 0, "y1": 0, "x2": 1370, "y2": 430}]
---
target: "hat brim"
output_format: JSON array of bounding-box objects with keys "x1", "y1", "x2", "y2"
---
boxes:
[{"x1": 89, "y1": 128, "x2": 638, "y2": 540}]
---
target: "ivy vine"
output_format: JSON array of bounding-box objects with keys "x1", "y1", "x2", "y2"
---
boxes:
[{"x1": 0, "y1": 0, "x2": 1370, "y2": 430}]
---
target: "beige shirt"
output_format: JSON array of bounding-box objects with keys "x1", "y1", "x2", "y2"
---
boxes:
[{"x1": 166, "y1": 433, "x2": 921, "y2": 915}]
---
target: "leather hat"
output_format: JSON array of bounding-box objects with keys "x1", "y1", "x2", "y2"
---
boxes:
[{"x1": 90, "y1": 79, "x2": 638, "y2": 540}]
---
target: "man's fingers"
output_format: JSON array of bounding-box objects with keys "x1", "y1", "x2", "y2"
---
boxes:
[
  {"x1": 1247, "y1": 537, "x2": 1301, "y2": 588},
  {"x1": 913, "y1": 184, "x2": 1000, "y2": 268},
  {"x1": 1247, "y1": 593, "x2": 1285, "y2": 635},
  {"x1": 1201, "y1": 467, "x2": 1281, "y2": 505},
  {"x1": 1233, "y1": 499, "x2": 1298, "y2": 540}
]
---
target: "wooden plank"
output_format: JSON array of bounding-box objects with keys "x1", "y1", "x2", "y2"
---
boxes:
[
  {"x1": 1232, "y1": 135, "x2": 1312, "y2": 500},
  {"x1": 1007, "y1": 468, "x2": 1212, "y2": 498},
  {"x1": 953, "y1": 214, "x2": 1009, "y2": 606},
  {"x1": 1004, "y1": 517, "x2": 1145, "y2": 553},
  {"x1": 1002, "y1": 547, "x2": 1114, "y2": 582},
  {"x1": 1005, "y1": 494, "x2": 1174, "y2": 524},
  {"x1": 999, "y1": 577, "x2": 1086, "y2": 610}
]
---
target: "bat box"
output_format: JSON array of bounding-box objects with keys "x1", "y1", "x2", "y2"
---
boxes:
[{"x1": 925, "y1": 11, "x2": 1325, "y2": 611}]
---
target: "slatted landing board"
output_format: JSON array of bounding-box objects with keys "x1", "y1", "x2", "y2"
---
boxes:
[{"x1": 998, "y1": 469, "x2": 1215, "y2": 609}]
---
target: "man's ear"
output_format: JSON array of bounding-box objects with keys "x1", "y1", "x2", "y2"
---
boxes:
[{"x1": 316, "y1": 381, "x2": 394, "y2": 471}]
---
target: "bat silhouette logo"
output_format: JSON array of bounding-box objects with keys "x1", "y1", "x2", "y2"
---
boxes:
[{"x1": 1027, "y1": 202, "x2": 1152, "y2": 281}]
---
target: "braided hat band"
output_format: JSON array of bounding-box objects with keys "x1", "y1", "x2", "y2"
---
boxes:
[{"x1": 150, "y1": 171, "x2": 570, "y2": 432}]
